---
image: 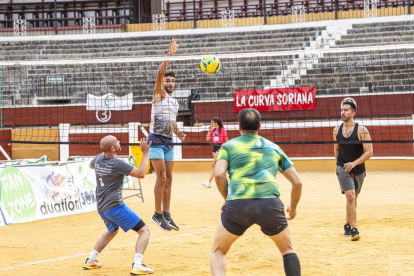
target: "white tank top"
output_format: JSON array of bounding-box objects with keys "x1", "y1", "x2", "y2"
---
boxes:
[{"x1": 149, "y1": 93, "x2": 179, "y2": 138}]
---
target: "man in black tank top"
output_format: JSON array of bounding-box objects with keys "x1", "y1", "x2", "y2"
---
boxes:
[{"x1": 333, "y1": 98, "x2": 373, "y2": 241}]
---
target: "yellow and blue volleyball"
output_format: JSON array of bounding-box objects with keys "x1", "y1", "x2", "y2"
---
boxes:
[{"x1": 200, "y1": 55, "x2": 221, "y2": 75}]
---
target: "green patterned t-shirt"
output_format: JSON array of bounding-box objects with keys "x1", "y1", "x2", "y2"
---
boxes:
[{"x1": 217, "y1": 134, "x2": 293, "y2": 200}]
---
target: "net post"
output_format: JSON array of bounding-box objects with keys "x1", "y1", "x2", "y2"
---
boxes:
[
  {"x1": 0, "y1": 146, "x2": 11, "y2": 161},
  {"x1": 128, "y1": 122, "x2": 141, "y2": 156},
  {"x1": 54, "y1": 0, "x2": 58, "y2": 35},
  {"x1": 408, "y1": 0, "x2": 411, "y2": 15},
  {"x1": 193, "y1": 0, "x2": 197, "y2": 29},
  {"x1": 59, "y1": 123, "x2": 70, "y2": 162},
  {"x1": 174, "y1": 122, "x2": 184, "y2": 161},
  {"x1": 0, "y1": 66, "x2": 2, "y2": 130},
  {"x1": 123, "y1": 0, "x2": 127, "y2": 33},
  {"x1": 335, "y1": 0, "x2": 338, "y2": 19},
  {"x1": 263, "y1": 0, "x2": 267, "y2": 25}
]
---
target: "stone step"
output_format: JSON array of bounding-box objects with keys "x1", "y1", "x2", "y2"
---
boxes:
[
  {"x1": 351, "y1": 20, "x2": 414, "y2": 29},
  {"x1": 0, "y1": 36, "x2": 311, "y2": 54},
  {"x1": 335, "y1": 35, "x2": 414, "y2": 45},
  {"x1": 344, "y1": 29, "x2": 414, "y2": 40},
  {"x1": 40, "y1": 27, "x2": 325, "y2": 46},
  {"x1": 322, "y1": 48, "x2": 414, "y2": 58}
]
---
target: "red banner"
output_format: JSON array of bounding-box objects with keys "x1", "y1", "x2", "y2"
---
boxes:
[{"x1": 234, "y1": 87, "x2": 316, "y2": 112}]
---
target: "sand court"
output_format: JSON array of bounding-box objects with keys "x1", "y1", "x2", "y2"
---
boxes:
[{"x1": 0, "y1": 170, "x2": 413, "y2": 276}]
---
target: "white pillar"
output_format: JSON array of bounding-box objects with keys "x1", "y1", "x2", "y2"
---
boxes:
[
  {"x1": 173, "y1": 122, "x2": 183, "y2": 161},
  {"x1": 59, "y1": 123, "x2": 70, "y2": 162},
  {"x1": 128, "y1": 122, "x2": 141, "y2": 156},
  {"x1": 0, "y1": 145, "x2": 11, "y2": 160}
]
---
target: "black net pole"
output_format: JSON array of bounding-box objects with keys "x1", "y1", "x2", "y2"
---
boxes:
[
  {"x1": 54, "y1": 0, "x2": 57, "y2": 35},
  {"x1": 123, "y1": 0, "x2": 127, "y2": 32},
  {"x1": 193, "y1": 0, "x2": 197, "y2": 29}
]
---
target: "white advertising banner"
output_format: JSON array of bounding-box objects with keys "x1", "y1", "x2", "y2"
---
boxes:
[
  {"x1": 0, "y1": 162, "x2": 98, "y2": 226},
  {"x1": 65, "y1": 161, "x2": 99, "y2": 213},
  {"x1": 86, "y1": 93, "x2": 133, "y2": 111},
  {"x1": 0, "y1": 205, "x2": 6, "y2": 226}
]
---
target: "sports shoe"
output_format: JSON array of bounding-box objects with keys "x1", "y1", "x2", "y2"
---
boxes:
[
  {"x1": 130, "y1": 262, "x2": 154, "y2": 275},
  {"x1": 83, "y1": 258, "x2": 101, "y2": 269},
  {"x1": 164, "y1": 212, "x2": 179, "y2": 231},
  {"x1": 151, "y1": 213, "x2": 171, "y2": 231},
  {"x1": 202, "y1": 181, "x2": 211, "y2": 188},
  {"x1": 351, "y1": 228, "x2": 361, "y2": 241},
  {"x1": 344, "y1": 223, "x2": 351, "y2": 237}
]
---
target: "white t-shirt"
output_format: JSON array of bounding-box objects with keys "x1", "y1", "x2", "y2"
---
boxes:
[{"x1": 149, "y1": 93, "x2": 179, "y2": 138}]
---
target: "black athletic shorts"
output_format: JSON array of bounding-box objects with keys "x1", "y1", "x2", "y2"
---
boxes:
[
  {"x1": 221, "y1": 198, "x2": 288, "y2": 236},
  {"x1": 212, "y1": 145, "x2": 221, "y2": 153}
]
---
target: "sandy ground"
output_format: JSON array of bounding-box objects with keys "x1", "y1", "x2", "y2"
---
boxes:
[{"x1": 0, "y1": 170, "x2": 413, "y2": 276}]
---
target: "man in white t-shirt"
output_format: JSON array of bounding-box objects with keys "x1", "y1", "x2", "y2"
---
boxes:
[{"x1": 148, "y1": 37, "x2": 186, "y2": 232}]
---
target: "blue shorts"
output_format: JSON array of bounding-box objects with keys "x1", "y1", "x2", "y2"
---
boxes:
[
  {"x1": 149, "y1": 146, "x2": 174, "y2": 161},
  {"x1": 99, "y1": 204, "x2": 141, "y2": 233}
]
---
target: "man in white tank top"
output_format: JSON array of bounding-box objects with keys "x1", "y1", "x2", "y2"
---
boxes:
[{"x1": 148, "y1": 38, "x2": 186, "y2": 232}]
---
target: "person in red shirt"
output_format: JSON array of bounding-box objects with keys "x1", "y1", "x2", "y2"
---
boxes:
[{"x1": 203, "y1": 117, "x2": 228, "y2": 188}]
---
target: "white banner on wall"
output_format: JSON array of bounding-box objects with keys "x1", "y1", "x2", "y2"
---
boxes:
[
  {"x1": 86, "y1": 93, "x2": 133, "y2": 111},
  {"x1": 0, "y1": 161, "x2": 97, "y2": 226}
]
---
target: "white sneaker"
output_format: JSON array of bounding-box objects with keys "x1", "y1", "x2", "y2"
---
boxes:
[
  {"x1": 202, "y1": 181, "x2": 211, "y2": 188},
  {"x1": 131, "y1": 262, "x2": 154, "y2": 275},
  {"x1": 83, "y1": 258, "x2": 101, "y2": 269}
]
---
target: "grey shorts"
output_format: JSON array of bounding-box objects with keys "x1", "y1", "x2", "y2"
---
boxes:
[
  {"x1": 221, "y1": 198, "x2": 288, "y2": 236},
  {"x1": 336, "y1": 165, "x2": 366, "y2": 194}
]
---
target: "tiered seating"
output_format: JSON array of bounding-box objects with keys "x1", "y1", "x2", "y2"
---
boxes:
[
  {"x1": 294, "y1": 20, "x2": 414, "y2": 95},
  {"x1": 0, "y1": 27, "x2": 322, "y2": 61},
  {"x1": 333, "y1": 20, "x2": 414, "y2": 48},
  {"x1": 0, "y1": 26, "x2": 324, "y2": 106}
]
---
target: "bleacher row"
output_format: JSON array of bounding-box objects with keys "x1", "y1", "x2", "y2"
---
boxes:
[{"x1": 1, "y1": 19, "x2": 414, "y2": 107}]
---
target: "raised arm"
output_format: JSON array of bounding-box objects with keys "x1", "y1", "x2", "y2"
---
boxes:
[
  {"x1": 153, "y1": 38, "x2": 178, "y2": 104},
  {"x1": 129, "y1": 137, "x2": 152, "y2": 178},
  {"x1": 282, "y1": 166, "x2": 303, "y2": 220}
]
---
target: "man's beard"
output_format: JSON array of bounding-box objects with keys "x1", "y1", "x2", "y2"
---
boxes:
[
  {"x1": 165, "y1": 87, "x2": 174, "y2": 94},
  {"x1": 341, "y1": 116, "x2": 351, "y2": 122}
]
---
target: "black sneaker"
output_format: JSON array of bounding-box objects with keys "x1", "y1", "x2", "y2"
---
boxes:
[
  {"x1": 151, "y1": 213, "x2": 171, "y2": 231},
  {"x1": 163, "y1": 212, "x2": 179, "y2": 231},
  {"x1": 351, "y1": 228, "x2": 360, "y2": 241},
  {"x1": 344, "y1": 223, "x2": 351, "y2": 237}
]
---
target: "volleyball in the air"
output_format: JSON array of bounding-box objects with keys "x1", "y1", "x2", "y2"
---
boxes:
[{"x1": 200, "y1": 55, "x2": 221, "y2": 75}]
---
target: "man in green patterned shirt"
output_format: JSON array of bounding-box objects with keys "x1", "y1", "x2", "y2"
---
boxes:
[{"x1": 210, "y1": 108, "x2": 303, "y2": 276}]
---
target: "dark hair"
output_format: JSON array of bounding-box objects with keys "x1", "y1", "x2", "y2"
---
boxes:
[
  {"x1": 238, "y1": 108, "x2": 261, "y2": 131},
  {"x1": 212, "y1": 117, "x2": 224, "y2": 134},
  {"x1": 343, "y1": 102, "x2": 356, "y2": 113},
  {"x1": 164, "y1": 71, "x2": 176, "y2": 78},
  {"x1": 341, "y1": 97, "x2": 357, "y2": 113}
]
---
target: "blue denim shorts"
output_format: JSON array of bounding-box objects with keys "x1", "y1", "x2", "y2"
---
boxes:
[{"x1": 149, "y1": 146, "x2": 174, "y2": 161}]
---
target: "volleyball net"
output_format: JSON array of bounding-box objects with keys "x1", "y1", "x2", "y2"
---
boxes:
[{"x1": 0, "y1": 44, "x2": 413, "y2": 157}]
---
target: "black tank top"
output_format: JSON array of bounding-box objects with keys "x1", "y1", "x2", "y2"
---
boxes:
[{"x1": 336, "y1": 123, "x2": 366, "y2": 175}]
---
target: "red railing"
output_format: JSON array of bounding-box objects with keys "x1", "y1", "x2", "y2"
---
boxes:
[{"x1": 163, "y1": 0, "x2": 412, "y2": 22}]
